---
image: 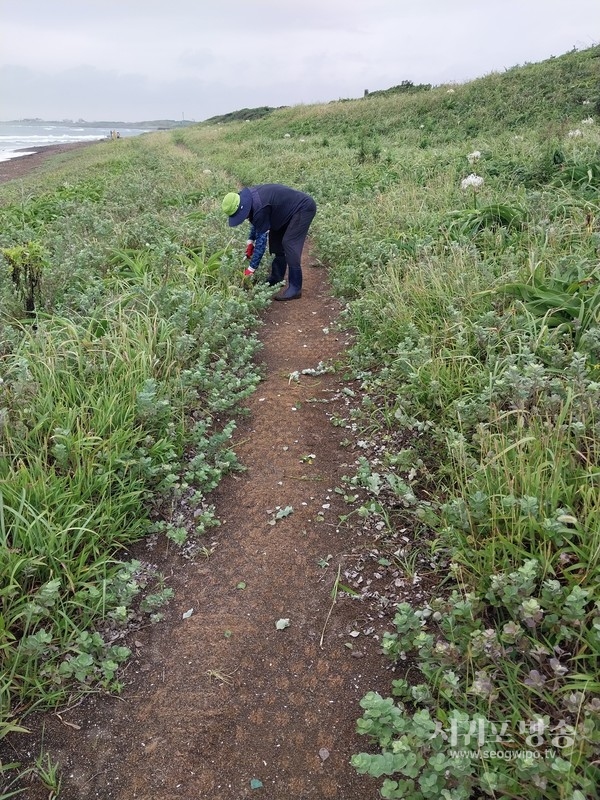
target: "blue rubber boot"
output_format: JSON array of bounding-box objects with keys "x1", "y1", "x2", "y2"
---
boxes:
[{"x1": 274, "y1": 265, "x2": 302, "y2": 300}]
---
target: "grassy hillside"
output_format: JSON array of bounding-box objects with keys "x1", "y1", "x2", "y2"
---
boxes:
[
  {"x1": 1, "y1": 43, "x2": 599, "y2": 798},
  {"x1": 209, "y1": 44, "x2": 599, "y2": 141}
]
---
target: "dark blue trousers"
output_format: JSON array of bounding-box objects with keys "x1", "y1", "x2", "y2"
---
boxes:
[{"x1": 268, "y1": 199, "x2": 317, "y2": 289}]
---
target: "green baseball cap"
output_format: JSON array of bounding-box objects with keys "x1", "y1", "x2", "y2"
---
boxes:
[
  {"x1": 222, "y1": 188, "x2": 252, "y2": 226},
  {"x1": 222, "y1": 192, "x2": 240, "y2": 216}
]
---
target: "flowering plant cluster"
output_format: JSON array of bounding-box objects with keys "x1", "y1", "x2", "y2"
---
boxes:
[{"x1": 460, "y1": 173, "x2": 484, "y2": 191}]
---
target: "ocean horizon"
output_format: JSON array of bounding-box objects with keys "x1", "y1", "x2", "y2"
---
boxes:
[{"x1": 0, "y1": 121, "x2": 154, "y2": 163}]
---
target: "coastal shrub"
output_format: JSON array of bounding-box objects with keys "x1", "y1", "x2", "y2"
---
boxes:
[{"x1": 1, "y1": 241, "x2": 48, "y2": 315}]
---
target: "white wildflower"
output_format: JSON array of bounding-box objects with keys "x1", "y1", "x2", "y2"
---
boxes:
[
  {"x1": 461, "y1": 173, "x2": 484, "y2": 191},
  {"x1": 467, "y1": 150, "x2": 481, "y2": 164},
  {"x1": 583, "y1": 100, "x2": 591, "y2": 105},
  {"x1": 283, "y1": 133, "x2": 291, "y2": 138},
  {"x1": 419, "y1": 124, "x2": 425, "y2": 129},
  {"x1": 581, "y1": 116, "x2": 595, "y2": 125},
  {"x1": 568, "y1": 129, "x2": 583, "y2": 138},
  {"x1": 446, "y1": 88, "x2": 455, "y2": 94}
]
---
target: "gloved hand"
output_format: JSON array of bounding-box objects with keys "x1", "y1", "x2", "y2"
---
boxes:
[
  {"x1": 244, "y1": 266, "x2": 256, "y2": 277},
  {"x1": 245, "y1": 240, "x2": 254, "y2": 259}
]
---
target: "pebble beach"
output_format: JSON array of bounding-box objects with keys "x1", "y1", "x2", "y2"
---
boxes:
[{"x1": 0, "y1": 141, "x2": 96, "y2": 184}]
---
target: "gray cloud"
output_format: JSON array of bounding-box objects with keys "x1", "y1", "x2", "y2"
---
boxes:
[{"x1": 1, "y1": 0, "x2": 598, "y2": 121}]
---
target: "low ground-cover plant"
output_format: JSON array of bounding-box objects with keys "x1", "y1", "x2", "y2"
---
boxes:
[{"x1": 352, "y1": 556, "x2": 600, "y2": 799}]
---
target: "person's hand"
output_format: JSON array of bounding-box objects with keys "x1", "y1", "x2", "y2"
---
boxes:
[
  {"x1": 244, "y1": 266, "x2": 256, "y2": 277},
  {"x1": 245, "y1": 240, "x2": 254, "y2": 259}
]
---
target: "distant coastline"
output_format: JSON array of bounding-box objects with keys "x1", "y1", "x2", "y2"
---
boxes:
[
  {"x1": 3, "y1": 118, "x2": 195, "y2": 129},
  {"x1": 0, "y1": 120, "x2": 169, "y2": 164}
]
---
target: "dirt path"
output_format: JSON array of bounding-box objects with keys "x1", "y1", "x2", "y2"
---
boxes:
[{"x1": 2, "y1": 250, "x2": 393, "y2": 799}]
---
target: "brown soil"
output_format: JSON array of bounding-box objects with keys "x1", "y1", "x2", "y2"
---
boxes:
[{"x1": 0, "y1": 152, "x2": 405, "y2": 800}]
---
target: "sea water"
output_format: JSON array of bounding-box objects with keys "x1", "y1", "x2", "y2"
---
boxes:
[{"x1": 0, "y1": 121, "x2": 153, "y2": 162}]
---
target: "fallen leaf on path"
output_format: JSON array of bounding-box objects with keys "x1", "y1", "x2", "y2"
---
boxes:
[
  {"x1": 319, "y1": 748, "x2": 330, "y2": 761},
  {"x1": 182, "y1": 608, "x2": 193, "y2": 619},
  {"x1": 268, "y1": 505, "x2": 294, "y2": 525},
  {"x1": 275, "y1": 618, "x2": 290, "y2": 630}
]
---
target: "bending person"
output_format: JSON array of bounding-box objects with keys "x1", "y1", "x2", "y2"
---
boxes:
[{"x1": 222, "y1": 183, "x2": 317, "y2": 301}]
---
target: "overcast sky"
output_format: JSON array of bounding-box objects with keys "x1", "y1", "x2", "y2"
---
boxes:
[{"x1": 1, "y1": 0, "x2": 598, "y2": 122}]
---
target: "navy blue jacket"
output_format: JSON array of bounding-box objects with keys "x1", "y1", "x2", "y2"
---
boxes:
[{"x1": 248, "y1": 184, "x2": 315, "y2": 236}]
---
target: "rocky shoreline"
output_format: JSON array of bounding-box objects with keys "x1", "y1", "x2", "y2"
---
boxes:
[{"x1": 0, "y1": 141, "x2": 97, "y2": 184}]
